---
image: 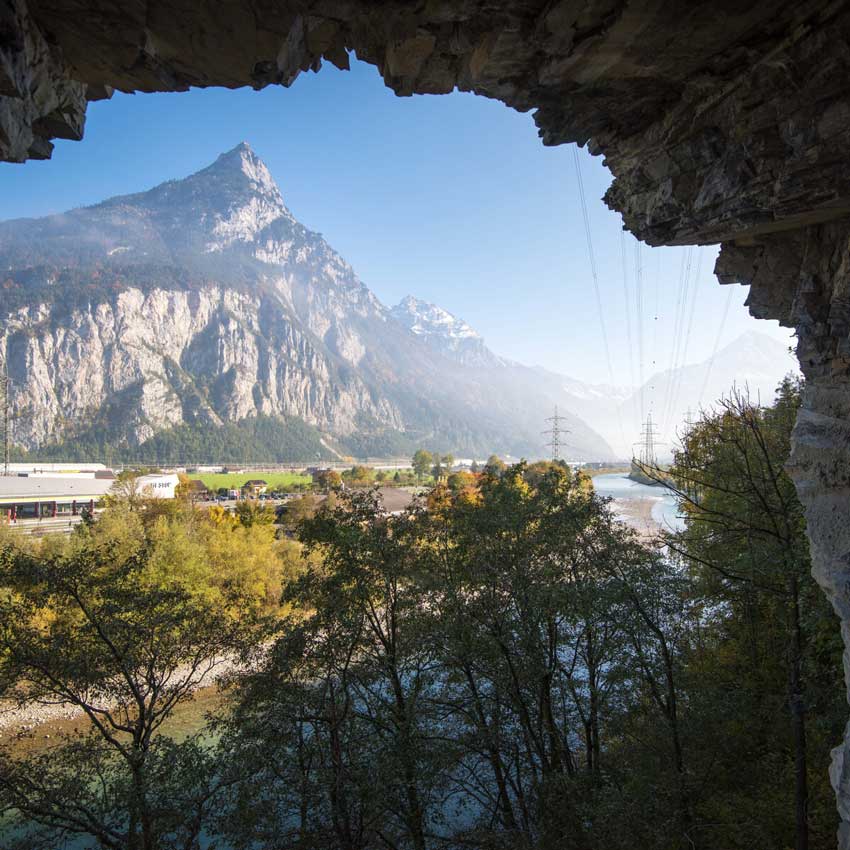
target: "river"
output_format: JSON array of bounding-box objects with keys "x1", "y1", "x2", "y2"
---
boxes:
[{"x1": 592, "y1": 472, "x2": 684, "y2": 534}]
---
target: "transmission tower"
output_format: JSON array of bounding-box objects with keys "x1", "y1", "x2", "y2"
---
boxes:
[
  {"x1": 1, "y1": 368, "x2": 9, "y2": 476},
  {"x1": 543, "y1": 406, "x2": 569, "y2": 461},
  {"x1": 637, "y1": 413, "x2": 660, "y2": 468}
]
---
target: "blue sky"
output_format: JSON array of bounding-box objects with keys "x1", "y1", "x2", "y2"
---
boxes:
[{"x1": 0, "y1": 57, "x2": 793, "y2": 388}]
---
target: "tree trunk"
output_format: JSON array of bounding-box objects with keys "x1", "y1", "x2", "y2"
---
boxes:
[{"x1": 787, "y1": 574, "x2": 809, "y2": 850}]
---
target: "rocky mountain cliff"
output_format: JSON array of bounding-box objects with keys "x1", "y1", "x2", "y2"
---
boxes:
[
  {"x1": 390, "y1": 295, "x2": 500, "y2": 368},
  {"x1": 0, "y1": 143, "x2": 615, "y2": 461}
]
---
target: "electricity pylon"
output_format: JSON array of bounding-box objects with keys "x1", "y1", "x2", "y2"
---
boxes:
[{"x1": 543, "y1": 406, "x2": 569, "y2": 461}]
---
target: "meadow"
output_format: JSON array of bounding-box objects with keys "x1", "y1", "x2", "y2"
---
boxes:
[{"x1": 196, "y1": 471, "x2": 311, "y2": 491}]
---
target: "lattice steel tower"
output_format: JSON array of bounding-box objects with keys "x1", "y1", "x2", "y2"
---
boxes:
[
  {"x1": 543, "y1": 406, "x2": 568, "y2": 461},
  {"x1": 638, "y1": 413, "x2": 660, "y2": 468}
]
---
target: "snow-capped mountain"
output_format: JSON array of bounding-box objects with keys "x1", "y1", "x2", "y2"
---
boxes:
[
  {"x1": 0, "y1": 143, "x2": 616, "y2": 461},
  {"x1": 392, "y1": 296, "x2": 481, "y2": 341},
  {"x1": 390, "y1": 296, "x2": 501, "y2": 368}
]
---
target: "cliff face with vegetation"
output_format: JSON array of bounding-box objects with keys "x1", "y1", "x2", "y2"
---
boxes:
[{"x1": 0, "y1": 144, "x2": 613, "y2": 461}]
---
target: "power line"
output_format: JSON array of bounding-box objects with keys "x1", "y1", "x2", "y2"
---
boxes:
[
  {"x1": 634, "y1": 238, "x2": 645, "y2": 424},
  {"x1": 648, "y1": 250, "x2": 662, "y2": 420},
  {"x1": 659, "y1": 248, "x2": 688, "y2": 433},
  {"x1": 698, "y1": 284, "x2": 734, "y2": 409},
  {"x1": 662, "y1": 246, "x2": 694, "y2": 436},
  {"x1": 666, "y1": 253, "x2": 703, "y2": 436},
  {"x1": 619, "y1": 230, "x2": 639, "y2": 429},
  {"x1": 572, "y1": 146, "x2": 627, "y2": 453},
  {"x1": 573, "y1": 147, "x2": 614, "y2": 383}
]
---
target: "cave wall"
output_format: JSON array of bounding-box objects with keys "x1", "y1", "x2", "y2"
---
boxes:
[
  {"x1": 4, "y1": 0, "x2": 850, "y2": 842},
  {"x1": 719, "y1": 224, "x2": 850, "y2": 845}
]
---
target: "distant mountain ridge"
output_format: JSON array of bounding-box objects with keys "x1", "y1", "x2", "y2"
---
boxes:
[
  {"x1": 575, "y1": 331, "x2": 799, "y2": 458},
  {"x1": 0, "y1": 143, "x2": 616, "y2": 461}
]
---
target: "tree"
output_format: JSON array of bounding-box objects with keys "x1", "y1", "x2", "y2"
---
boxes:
[
  {"x1": 0, "y1": 504, "x2": 262, "y2": 849},
  {"x1": 281, "y1": 493, "x2": 320, "y2": 533},
  {"x1": 341, "y1": 465, "x2": 375, "y2": 487},
  {"x1": 663, "y1": 379, "x2": 842, "y2": 850},
  {"x1": 233, "y1": 499, "x2": 276, "y2": 528},
  {"x1": 446, "y1": 470, "x2": 476, "y2": 497},
  {"x1": 174, "y1": 471, "x2": 193, "y2": 500},
  {"x1": 483, "y1": 454, "x2": 506, "y2": 477},
  {"x1": 417, "y1": 462, "x2": 642, "y2": 847},
  {"x1": 313, "y1": 469, "x2": 342, "y2": 492},
  {"x1": 221, "y1": 490, "x2": 442, "y2": 850},
  {"x1": 411, "y1": 449, "x2": 433, "y2": 481}
]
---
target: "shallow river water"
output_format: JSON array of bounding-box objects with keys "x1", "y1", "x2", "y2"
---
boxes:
[{"x1": 592, "y1": 472, "x2": 684, "y2": 533}]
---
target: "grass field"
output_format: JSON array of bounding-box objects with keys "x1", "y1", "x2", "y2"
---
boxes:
[{"x1": 196, "y1": 471, "x2": 311, "y2": 491}]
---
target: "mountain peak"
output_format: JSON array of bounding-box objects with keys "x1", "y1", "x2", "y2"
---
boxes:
[
  {"x1": 202, "y1": 142, "x2": 281, "y2": 201},
  {"x1": 392, "y1": 295, "x2": 482, "y2": 341}
]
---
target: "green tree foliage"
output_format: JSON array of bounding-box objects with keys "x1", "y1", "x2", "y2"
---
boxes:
[
  {"x1": 233, "y1": 499, "x2": 277, "y2": 528},
  {"x1": 483, "y1": 453, "x2": 506, "y2": 477},
  {"x1": 663, "y1": 378, "x2": 843, "y2": 850},
  {"x1": 446, "y1": 469, "x2": 476, "y2": 495},
  {"x1": 0, "y1": 505, "x2": 265, "y2": 849},
  {"x1": 215, "y1": 404, "x2": 844, "y2": 850},
  {"x1": 341, "y1": 465, "x2": 376, "y2": 487},
  {"x1": 411, "y1": 449, "x2": 433, "y2": 481},
  {"x1": 279, "y1": 493, "x2": 321, "y2": 533},
  {"x1": 313, "y1": 469, "x2": 342, "y2": 491},
  {"x1": 0, "y1": 497, "x2": 308, "y2": 849},
  {"x1": 2, "y1": 381, "x2": 843, "y2": 850},
  {"x1": 217, "y1": 465, "x2": 704, "y2": 849},
  {"x1": 17, "y1": 415, "x2": 337, "y2": 466}
]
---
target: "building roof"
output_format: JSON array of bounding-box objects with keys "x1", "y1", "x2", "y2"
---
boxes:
[
  {"x1": 5, "y1": 462, "x2": 108, "y2": 473},
  {"x1": 0, "y1": 476, "x2": 115, "y2": 505}
]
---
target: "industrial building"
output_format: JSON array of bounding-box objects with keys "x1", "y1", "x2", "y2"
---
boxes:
[
  {"x1": 3, "y1": 462, "x2": 110, "y2": 478},
  {"x1": 0, "y1": 471, "x2": 179, "y2": 531},
  {"x1": 0, "y1": 476, "x2": 116, "y2": 523}
]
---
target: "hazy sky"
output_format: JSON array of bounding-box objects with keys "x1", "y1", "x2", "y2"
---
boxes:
[{"x1": 0, "y1": 58, "x2": 794, "y2": 388}]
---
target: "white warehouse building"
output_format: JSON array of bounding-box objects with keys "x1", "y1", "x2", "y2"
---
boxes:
[
  {"x1": 135, "y1": 473, "x2": 180, "y2": 499},
  {"x1": 0, "y1": 471, "x2": 179, "y2": 529}
]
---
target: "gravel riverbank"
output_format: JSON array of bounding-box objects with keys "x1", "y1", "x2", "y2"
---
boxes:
[{"x1": 0, "y1": 653, "x2": 247, "y2": 738}]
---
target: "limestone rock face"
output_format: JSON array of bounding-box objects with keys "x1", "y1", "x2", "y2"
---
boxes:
[
  {"x1": 1, "y1": 286, "x2": 392, "y2": 447},
  {"x1": 0, "y1": 144, "x2": 615, "y2": 460},
  {"x1": 0, "y1": 0, "x2": 89, "y2": 161}
]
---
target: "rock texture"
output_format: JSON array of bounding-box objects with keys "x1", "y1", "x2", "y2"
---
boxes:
[
  {"x1": 0, "y1": 143, "x2": 614, "y2": 460},
  {"x1": 718, "y1": 225, "x2": 850, "y2": 848},
  {"x1": 4, "y1": 0, "x2": 850, "y2": 840},
  {"x1": 390, "y1": 296, "x2": 499, "y2": 368}
]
